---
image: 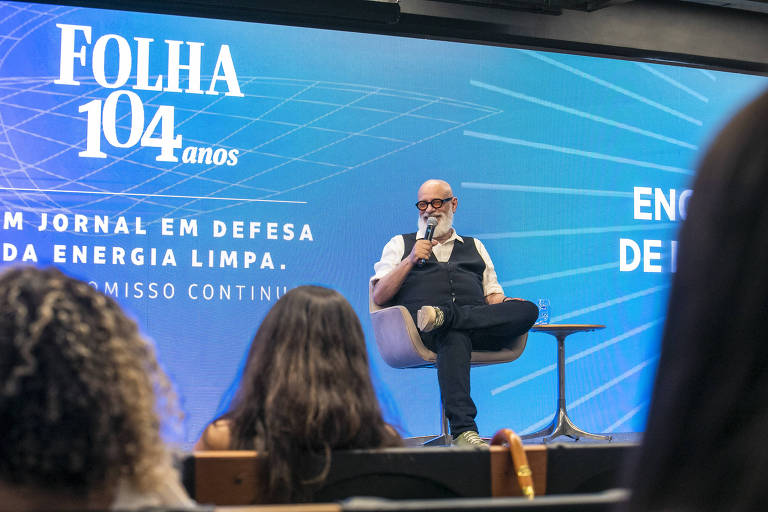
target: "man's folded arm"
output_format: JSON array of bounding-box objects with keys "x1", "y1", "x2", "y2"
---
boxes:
[
  {"x1": 372, "y1": 257, "x2": 413, "y2": 306},
  {"x1": 371, "y1": 235, "x2": 436, "y2": 306}
]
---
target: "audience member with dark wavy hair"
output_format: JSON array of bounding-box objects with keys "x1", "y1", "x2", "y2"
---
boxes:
[
  {"x1": 0, "y1": 266, "x2": 193, "y2": 511},
  {"x1": 626, "y1": 89, "x2": 768, "y2": 511},
  {"x1": 196, "y1": 285, "x2": 402, "y2": 502}
]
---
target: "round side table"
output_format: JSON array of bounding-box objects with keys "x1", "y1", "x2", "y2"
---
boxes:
[{"x1": 522, "y1": 324, "x2": 612, "y2": 443}]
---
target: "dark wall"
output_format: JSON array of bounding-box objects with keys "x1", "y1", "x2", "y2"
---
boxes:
[{"x1": 29, "y1": 0, "x2": 768, "y2": 74}]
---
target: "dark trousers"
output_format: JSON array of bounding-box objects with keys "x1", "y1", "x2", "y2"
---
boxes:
[{"x1": 420, "y1": 300, "x2": 539, "y2": 436}]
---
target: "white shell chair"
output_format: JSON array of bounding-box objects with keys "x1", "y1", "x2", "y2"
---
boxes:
[{"x1": 369, "y1": 282, "x2": 529, "y2": 445}]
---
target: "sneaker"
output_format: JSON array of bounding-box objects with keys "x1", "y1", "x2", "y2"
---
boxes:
[
  {"x1": 417, "y1": 306, "x2": 444, "y2": 332},
  {"x1": 453, "y1": 430, "x2": 488, "y2": 448}
]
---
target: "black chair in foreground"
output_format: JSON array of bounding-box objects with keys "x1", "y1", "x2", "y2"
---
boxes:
[
  {"x1": 182, "y1": 442, "x2": 633, "y2": 505},
  {"x1": 185, "y1": 448, "x2": 491, "y2": 505}
]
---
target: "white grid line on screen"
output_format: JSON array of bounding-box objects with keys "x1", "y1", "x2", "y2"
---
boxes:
[
  {"x1": 178, "y1": 136, "x2": 351, "y2": 168},
  {"x1": 236, "y1": 81, "x2": 496, "y2": 118},
  {"x1": 470, "y1": 79, "x2": 698, "y2": 149},
  {"x1": 519, "y1": 356, "x2": 657, "y2": 435},
  {"x1": 473, "y1": 222, "x2": 677, "y2": 239},
  {"x1": 109, "y1": 74, "x2": 273, "y2": 216},
  {"x1": 6, "y1": 79, "x2": 421, "y2": 144},
  {"x1": 115, "y1": 78, "x2": 345, "y2": 216},
  {"x1": 636, "y1": 62, "x2": 709, "y2": 103},
  {"x1": 177, "y1": 108, "x2": 503, "y2": 219},
  {"x1": 248, "y1": 77, "x2": 499, "y2": 113},
  {"x1": 551, "y1": 285, "x2": 668, "y2": 323},
  {"x1": 464, "y1": 130, "x2": 694, "y2": 175},
  {"x1": 160, "y1": 81, "x2": 499, "y2": 218},
  {"x1": 461, "y1": 182, "x2": 635, "y2": 198},
  {"x1": 255, "y1": 105, "x2": 501, "y2": 198},
  {"x1": 605, "y1": 401, "x2": 648, "y2": 433},
  {"x1": 159, "y1": 87, "x2": 416, "y2": 217},
  {"x1": 491, "y1": 319, "x2": 662, "y2": 395},
  {"x1": 247, "y1": 84, "x2": 372, "y2": 152},
  {"x1": 0, "y1": 80, "x2": 343, "y2": 191},
  {"x1": 0, "y1": 189, "x2": 60, "y2": 212},
  {"x1": 0, "y1": 187, "x2": 205, "y2": 216},
  {"x1": 246, "y1": 79, "x2": 477, "y2": 118},
  {"x1": 0, "y1": 2, "x2": 70, "y2": 38},
  {"x1": 0, "y1": 124, "x2": 264, "y2": 204},
  {"x1": 0, "y1": 79, "x2": 160, "y2": 185},
  {"x1": 521, "y1": 50, "x2": 703, "y2": 126},
  {"x1": 0, "y1": 75, "x2": 66, "y2": 83},
  {"x1": 0, "y1": 1, "x2": 71, "y2": 19},
  {"x1": 34, "y1": 79, "x2": 241, "y2": 215},
  {"x1": 698, "y1": 69, "x2": 717, "y2": 81},
  {"x1": 0, "y1": 151, "x2": 207, "y2": 213},
  {"x1": 0, "y1": 80, "x2": 210, "y2": 217},
  {"x1": 0, "y1": 73, "x2": 498, "y2": 220},
  {"x1": 125, "y1": 80, "x2": 344, "y2": 217},
  {"x1": 0, "y1": 6, "x2": 80, "y2": 215},
  {"x1": 0, "y1": 135, "x2": 207, "y2": 222},
  {"x1": 499, "y1": 261, "x2": 619, "y2": 287}
]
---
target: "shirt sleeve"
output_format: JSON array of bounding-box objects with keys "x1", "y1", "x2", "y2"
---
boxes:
[
  {"x1": 371, "y1": 235, "x2": 405, "y2": 283},
  {"x1": 474, "y1": 238, "x2": 505, "y2": 297}
]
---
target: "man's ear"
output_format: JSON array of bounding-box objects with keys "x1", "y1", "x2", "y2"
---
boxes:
[{"x1": 452, "y1": 197, "x2": 458, "y2": 212}]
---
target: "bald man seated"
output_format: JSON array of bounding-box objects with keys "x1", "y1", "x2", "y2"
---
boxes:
[{"x1": 371, "y1": 179, "x2": 538, "y2": 448}]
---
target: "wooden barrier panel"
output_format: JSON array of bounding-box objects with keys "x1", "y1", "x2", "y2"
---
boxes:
[{"x1": 194, "y1": 451, "x2": 265, "y2": 505}]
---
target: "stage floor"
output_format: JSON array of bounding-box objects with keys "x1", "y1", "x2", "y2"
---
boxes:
[
  {"x1": 521, "y1": 431, "x2": 641, "y2": 445},
  {"x1": 402, "y1": 431, "x2": 641, "y2": 447}
]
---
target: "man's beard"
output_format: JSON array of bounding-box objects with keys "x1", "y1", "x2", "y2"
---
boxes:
[{"x1": 418, "y1": 208, "x2": 454, "y2": 239}]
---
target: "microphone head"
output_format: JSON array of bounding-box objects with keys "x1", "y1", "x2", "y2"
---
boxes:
[{"x1": 427, "y1": 216, "x2": 438, "y2": 227}]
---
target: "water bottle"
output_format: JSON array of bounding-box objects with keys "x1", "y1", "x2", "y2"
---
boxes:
[{"x1": 535, "y1": 298, "x2": 550, "y2": 325}]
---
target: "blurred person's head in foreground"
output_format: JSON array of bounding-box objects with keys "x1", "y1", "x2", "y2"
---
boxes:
[
  {"x1": 627, "y1": 89, "x2": 768, "y2": 511},
  {"x1": 0, "y1": 266, "x2": 189, "y2": 510}
]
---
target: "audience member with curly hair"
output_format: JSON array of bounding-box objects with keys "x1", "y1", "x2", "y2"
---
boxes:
[
  {"x1": 196, "y1": 285, "x2": 401, "y2": 503},
  {"x1": 0, "y1": 266, "x2": 194, "y2": 510}
]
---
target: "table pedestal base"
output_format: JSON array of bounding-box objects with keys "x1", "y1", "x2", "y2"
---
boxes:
[
  {"x1": 522, "y1": 407, "x2": 612, "y2": 443},
  {"x1": 524, "y1": 325, "x2": 613, "y2": 443}
]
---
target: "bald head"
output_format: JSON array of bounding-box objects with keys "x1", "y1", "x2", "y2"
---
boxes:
[{"x1": 417, "y1": 179, "x2": 453, "y2": 199}]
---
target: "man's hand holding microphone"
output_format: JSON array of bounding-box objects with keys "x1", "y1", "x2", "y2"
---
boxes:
[{"x1": 409, "y1": 217, "x2": 438, "y2": 266}]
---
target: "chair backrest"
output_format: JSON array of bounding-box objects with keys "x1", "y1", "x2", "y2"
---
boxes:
[
  {"x1": 368, "y1": 281, "x2": 529, "y2": 369},
  {"x1": 369, "y1": 280, "x2": 437, "y2": 368}
]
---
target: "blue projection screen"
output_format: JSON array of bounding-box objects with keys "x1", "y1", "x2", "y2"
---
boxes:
[{"x1": 0, "y1": 1, "x2": 766, "y2": 445}]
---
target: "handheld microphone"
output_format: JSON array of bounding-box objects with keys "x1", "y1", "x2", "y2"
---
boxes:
[{"x1": 418, "y1": 216, "x2": 438, "y2": 267}]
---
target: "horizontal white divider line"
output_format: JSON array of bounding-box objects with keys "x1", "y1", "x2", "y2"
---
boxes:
[{"x1": 0, "y1": 186, "x2": 306, "y2": 204}]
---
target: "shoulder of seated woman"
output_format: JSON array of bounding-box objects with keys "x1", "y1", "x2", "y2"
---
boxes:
[{"x1": 195, "y1": 419, "x2": 232, "y2": 451}]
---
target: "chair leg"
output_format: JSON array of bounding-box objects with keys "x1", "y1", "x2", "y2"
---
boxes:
[{"x1": 423, "y1": 401, "x2": 452, "y2": 446}]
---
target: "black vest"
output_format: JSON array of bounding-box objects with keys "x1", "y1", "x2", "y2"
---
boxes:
[{"x1": 392, "y1": 233, "x2": 487, "y2": 315}]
